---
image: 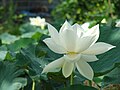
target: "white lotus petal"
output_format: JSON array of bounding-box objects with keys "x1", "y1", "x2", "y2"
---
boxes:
[
  {"x1": 72, "y1": 24, "x2": 77, "y2": 31},
  {"x1": 82, "y1": 42, "x2": 116, "y2": 55},
  {"x1": 64, "y1": 54, "x2": 81, "y2": 62},
  {"x1": 84, "y1": 24, "x2": 99, "y2": 45},
  {"x1": 75, "y1": 36, "x2": 94, "y2": 52},
  {"x1": 43, "y1": 38, "x2": 66, "y2": 54},
  {"x1": 90, "y1": 24, "x2": 99, "y2": 44},
  {"x1": 47, "y1": 23, "x2": 60, "y2": 45},
  {"x1": 81, "y1": 22, "x2": 90, "y2": 31},
  {"x1": 42, "y1": 57, "x2": 64, "y2": 73},
  {"x1": 81, "y1": 54, "x2": 98, "y2": 62},
  {"x1": 62, "y1": 61, "x2": 74, "y2": 78},
  {"x1": 85, "y1": 24, "x2": 99, "y2": 35},
  {"x1": 60, "y1": 29, "x2": 77, "y2": 51},
  {"x1": 60, "y1": 20, "x2": 72, "y2": 33},
  {"x1": 72, "y1": 23, "x2": 85, "y2": 37},
  {"x1": 75, "y1": 60, "x2": 94, "y2": 80}
]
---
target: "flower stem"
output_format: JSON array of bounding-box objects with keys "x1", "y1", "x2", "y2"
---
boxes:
[
  {"x1": 32, "y1": 80, "x2": 35, "y2": 90},
  {"x1": 70, "y1": 73, "x2": 73, "y2": 85}
]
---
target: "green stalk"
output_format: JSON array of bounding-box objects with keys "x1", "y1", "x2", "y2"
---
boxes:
[
  {"x1": 70, "y1": 73, "x2": 73, "y2": 85},
  {"x1": 32, "y1": 80, "x2": 35, "y2": 90}
]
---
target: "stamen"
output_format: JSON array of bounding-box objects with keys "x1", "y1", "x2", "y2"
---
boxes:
[{"x1": 67, "y1": 52, "x2": 78, "y2": 55}]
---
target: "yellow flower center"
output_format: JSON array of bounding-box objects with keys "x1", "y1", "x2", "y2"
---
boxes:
[
  {"x1": 65, "y1": 52, "x2": 80, "y2": 62},
  {"x1": 67, "y1": 52, "x2": 78, "y2": 55}
]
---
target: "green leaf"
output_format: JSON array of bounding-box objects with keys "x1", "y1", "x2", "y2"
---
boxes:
[
  {"x1": 103, "y1": 66, "x2": 120, "y2": 86},
  {"x1": 0, "y1": 45, "x2": 8, "y2": 61},
  {"x1": 19, "y1": 23, "x2": 37, "y2": 33},
  {"x1": 21, "y1": 31, "x2": 42, "y2": 40},
  {"x1": 60, "y1": 84, "x2": 97, "y2": 90},
  {"x1": 0, "y1": 62, "x2": 27, "y2": 90},
  {"x1": 7, "y1": 38, "x2": 36, "y2": 52},
  {"x1": 0, "y1": 45, "x2": 7, "y2": 51},
  {"x1": 0, "y1": 33, "x2": 19, "y2": 44},
  {"x1": 0, "y1": 51, "x2": 7, "y2": 61},
  {"x1": 19, "y1": 23, "x2": 48, "y2": 35},
  {"x1": 21, "y1": 32, "x2": 37, "y2": 38},
  {"x1": 16, "y1": 45, "x2": 43, "y2": 80}
]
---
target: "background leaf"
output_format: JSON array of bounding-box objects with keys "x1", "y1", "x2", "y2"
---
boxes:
[
  {"x1": 0, "y1": 33, "x2": 19, "y2": 44},
  {"x1": 103, "y1": 65, "x2": 120, "y2": 86},
  {"x1": 0, "y1": 62, "x2": 27, "y2": 90},
  {"x1": 7, "y1": 38, "x2": 36, "y2": 52},
  {"x1": 90, "y1": 26, "x2": 120, "y2": 76},
  {"x1": 0, "y1": 51, "x2": 7, "y2": 61}
]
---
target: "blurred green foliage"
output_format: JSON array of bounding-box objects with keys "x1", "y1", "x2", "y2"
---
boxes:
[
  {"x1": 0, "y1": 22, "x2": 120, "y2": 89},
  {"x1": 52, "y1": 0, "x2": 120, "y2": 25},
  {"x1": 0, "y1": 0, "x2": 120, "y2": 89},
  {"x1": 0, "y1": 0, "x2": 24, "y2": 35}
]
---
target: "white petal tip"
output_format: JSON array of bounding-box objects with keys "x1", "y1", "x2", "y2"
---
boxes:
[
  {"x1": 43, "y1": 39, "x2": 46, "y2": 42},
  {"x1": 96, "y1": 24, "x2": 99, "y2": 26},
  {"x1": 94, "y1": 24, "x2": 99, "y2": 29},
  {"x1": 43, "y1": 39, "x2": 47, "y2": 44},
  {"x1": 92, "y1": 24, "x2": 99, "y2": 28},
  {"x1": 96, "y1": 58, "x2": 99, "y2": 61},
  {"x1": 41, "y1": 69, "x2": 47, "y2": 74},
  {"x1": 112, "y1": 46, "x2": 116, "y2": 48},
  {"x1": 63, "y1": 74, "x2": 70, "y2": 78},
  {"x1": 62, "y1": 69, "x2": 71, "y2": 78},
  {"x1": 41, "y1": 71, "x2": 44, "y2": 74},
  {"x1": 93, "y1": 24, "x2": 99, "y2": 30},
  {"x1": 109, "y1": 45, "x2": 116, "y2": 50},
  {"x1": 64, "y1": 20, "x2": 71, "y2": 25},
  {"x1": 65, "y1": 20, "x2": 68, "y2": 22}
]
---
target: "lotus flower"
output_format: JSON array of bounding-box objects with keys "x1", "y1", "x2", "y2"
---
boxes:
[
  {"x1": 29, "y1": 16, "x2": 46, "y2": 29},
  {"x1": 42, "y1": 21, "x2": 115, "y2": 80}
]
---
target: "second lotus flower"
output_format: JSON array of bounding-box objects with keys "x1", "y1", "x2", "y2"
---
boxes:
[
  {"x1": 29, "y1": 16, "x2": 46, "y2": 29},
  {"x1": 42, "y1": 21, "x2": 115, "y2": 80}
]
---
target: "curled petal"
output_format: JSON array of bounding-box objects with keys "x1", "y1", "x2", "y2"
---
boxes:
[
  {"x1": 75, "y1": 60, "x2": 94, "y2": 80},
  {"x1": 81, "y1": 55, "x2": 98, "y2": 62},
  {"x1": 43, "y1": 38, "x2": 66, "y2": 54},
  {"x1": 82, "y1": 42, "x2": 116, "y2": 55},
  {"x1": 62, "y1": 61, "x2": 74, "y2": 78},
  {"x1": 42, "y1": 57, "x2": 64, "y2": 73}
]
